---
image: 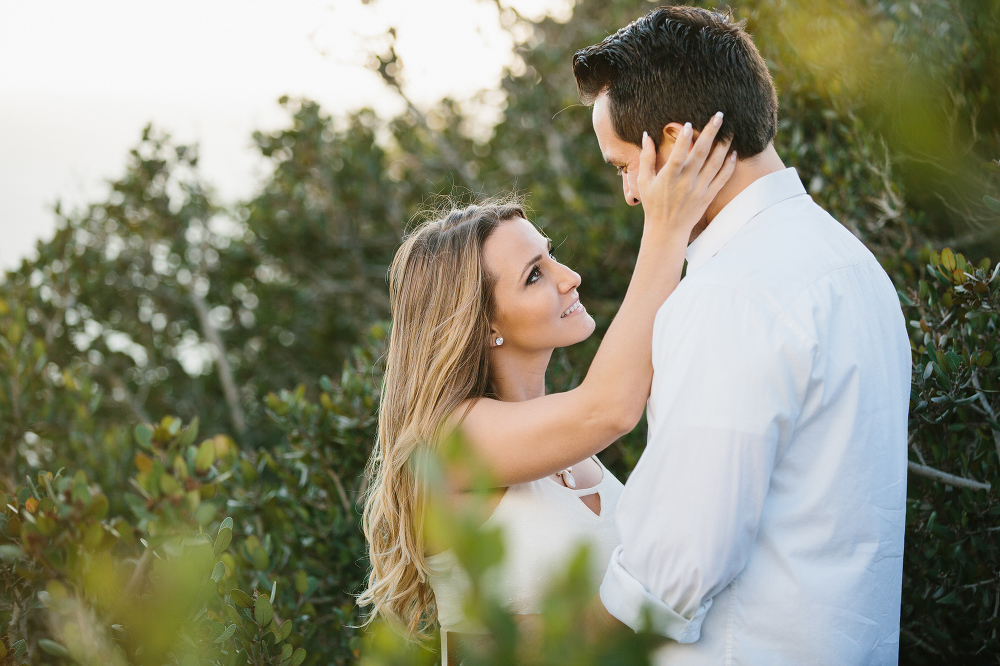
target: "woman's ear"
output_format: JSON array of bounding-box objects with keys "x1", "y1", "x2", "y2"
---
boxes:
[{"x1": 488, "y1": 324, "x2": 503, "y2": 348}]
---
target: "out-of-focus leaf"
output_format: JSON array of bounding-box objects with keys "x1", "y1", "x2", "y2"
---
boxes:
[
  {"x1": 134, "y1": 424, "x2": 153, "y2": 450},
  {"x1": 38, "y1": 639, "x2": 69, "y2": 657},
  {"x1": 215, "y1": 526, "x2": 232, "y2": 555}
]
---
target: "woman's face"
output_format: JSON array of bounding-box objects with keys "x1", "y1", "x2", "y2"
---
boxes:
[{"x1": 482, "y1": 217, "x2": 596, "y2": 352}]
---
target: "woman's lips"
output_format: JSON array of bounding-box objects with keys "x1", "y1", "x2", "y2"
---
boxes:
[{"x1": 561, "y1": 300, "x2": 584, "y2": 318}]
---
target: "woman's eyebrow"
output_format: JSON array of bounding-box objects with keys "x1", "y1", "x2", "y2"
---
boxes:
[
  {"x1": 520, "y1": 240, "x2": 553, "y2": 279},
  {"x1": 521, "y1": 253, "x2": 544, "y2": 279}
]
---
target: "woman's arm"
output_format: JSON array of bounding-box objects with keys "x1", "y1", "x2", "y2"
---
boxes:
[{"x1": 453, "y1": 115, "x2": 735, "y2": 486}]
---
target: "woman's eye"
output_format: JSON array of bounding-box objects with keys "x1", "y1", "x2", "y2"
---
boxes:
[
  {"x1": 549, "y1": 251, "x2": 557, "y2": 261},
  {"x1": 526, "y1": 266, "x2": 542, "y2": 285}
]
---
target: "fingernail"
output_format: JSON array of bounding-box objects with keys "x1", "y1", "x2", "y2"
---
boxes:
[
  {"x1": 642, "y1": 131, "x2": 648, "y2": 145},
  {"x1": 714, "y1": 111, "x2": 724, "y2": 127},
  {"x1": 730, "y1": 152, "x2": 737, "y2": 162},
  {"x1": 683, "y1": 122, "x2": 692, "y2": 136}
]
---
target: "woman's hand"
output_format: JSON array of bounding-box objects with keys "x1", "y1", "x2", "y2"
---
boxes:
[{"x1": 637, "y1": 112, "x2": 736, "y2": 239}]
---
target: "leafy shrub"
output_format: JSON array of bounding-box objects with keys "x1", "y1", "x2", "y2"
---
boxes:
[{"x1": 901, "y1": 244, "x2": 1000, "y2": 661}]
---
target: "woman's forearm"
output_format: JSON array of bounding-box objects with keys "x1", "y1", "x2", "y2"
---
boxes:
[{"x1": 575, "y1": 224, "x2": 688, "y2": 432}]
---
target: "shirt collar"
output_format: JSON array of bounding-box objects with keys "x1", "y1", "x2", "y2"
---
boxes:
[{"x1": 685, "y1": 167, "x2": 807, "y2": 274}]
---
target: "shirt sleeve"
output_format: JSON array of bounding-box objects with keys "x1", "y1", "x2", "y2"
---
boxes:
[{"x1": 600, "y1": 282, "x2": 813, "y2": 641}]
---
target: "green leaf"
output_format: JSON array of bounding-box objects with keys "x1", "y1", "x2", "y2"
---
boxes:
[
  {"x1": 231, "y1": 589, "x2": 253, "y2": 608},
  {"x1": 937, "y1": 589, "x2": 961, "y2": 605},
  {"x1": 11, "y1": 640, "x2": 26, "y2": 658},
  {"x1": 270, "y1": 579, "x2": 276, "y2": 603},
  {"x1": 255, "y1": 595, "x2": 273, "y2": 628},
  {"x1": 220, "y1": 516, "x2": 233, "y2": 532},
  {"x1": 134, "y1": 424, "x2": 153, "y2": 450},
  {"x1": 941, "y1": 247, "x2": 956, "y2": 272},
  {"x1": 252, "y1": 546, "x2": 270, "y2": 570},
  {"x1": 215, "y1": 623, "x2": 237, "y2": 643},
  {"x1": 225, "y1": 603, "x2": 242, "y2": 625},
  {"x1": 290, "y1": 647, "x2": 306, "y2": 666},
  {"x1": 177, "y1": 416, "x2": 200, "y2": 448},
  {"x1": 211, "y1": 560, "x2": 226, "y2": 582},
  {"x1": 977, "y1": 351, "x2": 993, "y2": 367},
  {"x1": 215, "y1": 527, "x2": 233, "y2": 556},
  {"x1": 279, "y1": 618, "x2": 293, "y2": 641},
  {"x1": 984, "y1": 195, "x2": 1000, "y2": 213},
  {"x1": 38, "y1": 639, "x2": 70, "y2": 657},
  {"x1": 294, "y1": 569, "x2": 308, "y2": 595},
  {"x1": 195, "y1": 439, "x2": 216, "y2": 473},
  {"x1": 86, "y1": 492, "x2": 109, "y2": 520}
]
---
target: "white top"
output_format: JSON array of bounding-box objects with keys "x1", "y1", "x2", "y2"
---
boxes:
[
  {"x1": 427, "y1": 456, "x2": 624, "y2": 633},
  {"x1": 600, "y1": 168, "x2": 911, "y2": 665}
]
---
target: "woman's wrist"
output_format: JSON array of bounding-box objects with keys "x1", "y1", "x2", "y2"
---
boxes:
[{"x1": 640, "y1": 220, "x2": 690, "y2": 253}]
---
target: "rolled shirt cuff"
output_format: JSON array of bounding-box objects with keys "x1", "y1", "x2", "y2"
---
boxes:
[{"x1": 599, "y1": 545, "x2": 711, "y2": 643}]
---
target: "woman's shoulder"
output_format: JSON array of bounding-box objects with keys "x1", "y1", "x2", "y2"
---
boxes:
[{"x1": 445, "y1": 396, "x2": 499, "y2": 433}]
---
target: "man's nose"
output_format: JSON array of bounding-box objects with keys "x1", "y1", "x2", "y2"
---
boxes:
[{"x1": 623, "y1": 175, "x2": 640, "y2": 206}]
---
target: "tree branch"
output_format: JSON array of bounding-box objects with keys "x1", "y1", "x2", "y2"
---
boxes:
[
  {"x1": 325, "y1": 469, "x2": 353, "y2": 518},
  {"x1": 123, "y1": 546, "x2": 154, "y2": 599},
  {"x1": 971, "y1": 373, "x2": 1000, "y2": 463},
  {"x1": 908, "y1": 461, "x2": 991, "y2": 491},
  {"x1": 189, "y1": 288, "x2": 247, "y2": 435}
]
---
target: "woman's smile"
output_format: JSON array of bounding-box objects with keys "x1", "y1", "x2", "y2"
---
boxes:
[{"x1": 561, "y1": 300, "x2": 585, "y2": 318}]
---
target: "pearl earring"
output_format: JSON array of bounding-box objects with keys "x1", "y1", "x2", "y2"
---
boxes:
[{"x1": 495, "y1": 337, "x2": 504, "y2": 347}]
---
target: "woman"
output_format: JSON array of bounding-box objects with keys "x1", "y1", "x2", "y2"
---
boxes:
[{"x1": 359, "y1": 116, "x2": 735, "y2": 659}]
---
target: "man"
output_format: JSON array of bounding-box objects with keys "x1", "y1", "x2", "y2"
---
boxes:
[{"x1": 573, "y1": 6, "x2": 911, "y2": 664}]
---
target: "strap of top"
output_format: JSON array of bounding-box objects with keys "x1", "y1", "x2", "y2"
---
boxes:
[{"x1": 560, "y1": 456, "x2": 611, "y2": 496}]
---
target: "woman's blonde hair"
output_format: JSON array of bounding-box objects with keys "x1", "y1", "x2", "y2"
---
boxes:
[{"x1": 358, "y1": 197, "x2": 526, "y2": 640}]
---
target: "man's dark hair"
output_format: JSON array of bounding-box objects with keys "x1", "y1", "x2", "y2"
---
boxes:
[{"x1": 573, "y1": 6, "x2": 778, "y2": 158}]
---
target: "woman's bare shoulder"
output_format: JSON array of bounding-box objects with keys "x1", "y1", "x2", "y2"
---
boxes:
[{"x1": 445, "y1": 396, "x2": 500, "y2": 431}]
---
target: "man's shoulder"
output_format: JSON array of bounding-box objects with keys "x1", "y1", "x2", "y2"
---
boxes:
[{"x1": 686, "y1": 197, "x2": 883, "y2": 301}]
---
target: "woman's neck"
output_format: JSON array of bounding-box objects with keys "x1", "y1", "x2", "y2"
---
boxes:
[{"x1": 491, "y1": 348, "x2": 553, "y2": 402}]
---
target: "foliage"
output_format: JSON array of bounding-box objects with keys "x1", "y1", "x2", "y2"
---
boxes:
[
  {"x1": 1, "y1": 0, "x2": 1000, "y2": 663},
  {"x1": 901, "y1": 244, "x2": 1000, "y2": 661}
]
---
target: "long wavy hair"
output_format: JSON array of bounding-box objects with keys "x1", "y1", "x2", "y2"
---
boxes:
[{"x1": 358, "y1": 198, "x2": 526, "y2": 640}]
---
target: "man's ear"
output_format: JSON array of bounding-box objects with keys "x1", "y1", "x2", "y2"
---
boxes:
[{"x1": 656, "y1": 123, "x2": 687, "y2": 170}]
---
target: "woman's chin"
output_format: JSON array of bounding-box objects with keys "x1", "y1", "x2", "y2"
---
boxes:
[{"x1": 559, "y1": 315, "x2": 597, "y2": 347}]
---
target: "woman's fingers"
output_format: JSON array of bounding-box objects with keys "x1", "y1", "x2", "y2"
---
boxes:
[
  {"x1": 636, "y1": 131, "x2": 656, "y2": 200},
  {"x1": 707, "y1": 151, "x2": 738, "y2": 197},
  {"x1": 684, "y1": 112, "x2": 725, "y2": 172},
  {"x1": 699, "y1": 137, "x2": 733, "y2": 182},
  {"x1": 664, "y1": 122, "x2": 693, "y2": 175}
]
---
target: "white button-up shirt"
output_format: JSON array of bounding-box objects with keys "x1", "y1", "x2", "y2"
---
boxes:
[{"x1": 600, "y1": 168, "x2": 911, "y2": 665}]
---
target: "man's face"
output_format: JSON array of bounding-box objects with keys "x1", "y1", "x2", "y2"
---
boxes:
[{"x1": 592, "y1": 92, "x2": 643, "y2": 206}]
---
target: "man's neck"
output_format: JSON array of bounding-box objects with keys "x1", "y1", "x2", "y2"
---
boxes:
[{"x1": 689, "y1": 143, "x2": 786, "y2": 242}]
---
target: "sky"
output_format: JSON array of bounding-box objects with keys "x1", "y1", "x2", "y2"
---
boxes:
[{"x1": 0, "y1": 0, "x2": 572, "y2": 271}]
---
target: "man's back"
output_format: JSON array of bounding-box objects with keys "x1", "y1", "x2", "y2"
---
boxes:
[{"x1": 602, "y1": 168, "x2": 911, "y2": 665}]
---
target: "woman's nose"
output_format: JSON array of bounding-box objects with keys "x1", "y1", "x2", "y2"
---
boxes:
[{"x1": 558, "y1": 265, "x2": 582, "y2": 292}]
